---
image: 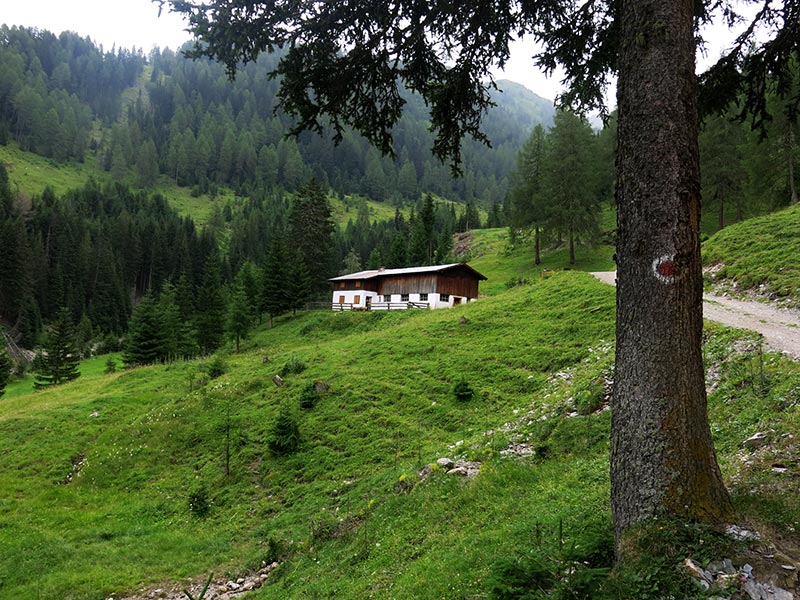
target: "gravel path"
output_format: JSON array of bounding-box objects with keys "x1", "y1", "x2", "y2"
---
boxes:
[{"x1": 591, "y1": 271, "x2": 800, "y2": 359}]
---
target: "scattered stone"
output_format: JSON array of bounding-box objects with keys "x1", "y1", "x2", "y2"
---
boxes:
[
  {"x1": 445, "y1": 461, "x2": 481, "y2": 477},
  {"x1": 708, "y1": 558, "x2": 737, "y2": 575},
  {"x1": 90, "y1": 411, "x2": 100, "y2": 418},
  {"x1": 684, "y1": 558, "x2": 714, "y2": 586},
  {"x1": 459, "y1": 316, "x2": 469, "y2": 325},
  {"x1": 272, "y1": 374, "x2": 284, "y2": 387},
  {"x1": 726, "y1": 524, "x2": 762, "y2": 541},
  {"x1": 781, "y1": 565, "x2": 797, "y2": 571},
  {"x1": 314, "y1": 380, "x2": 330, "y2": 395},
  {"x1": 743, "y1": 580, "x2": 794, "y2": 600},
  {"x1": 436, "y1": 457, "x2": 455, "y2": 470},
  {"x1": 743, "y1": 431, "x2": 771, "y2": 449},
  {"x1": 447, "y1": 467, "x2": 469, "y2": 477},
  {"x1": 501, "y1": 443, "x2": 536, "y2": 457}
]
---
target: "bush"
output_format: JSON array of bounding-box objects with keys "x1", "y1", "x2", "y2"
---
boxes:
[
  {"x1": 279, "y1": 356, "x2": 307, "y2": 376},
  {"x1": 574, "y1": 380, "x2": 605, "y2": 415},
  {"x1": 104, "y1": 357, "x2": 118, "y2": 374},
  {"x1": 505, "y1": 276, "x2": 532, "y2": 289},
  {"x1": 205, "y1": 356, "x2": 227, "y2": 379},
  {"x1": 453, "y1": 378, "x2": 476, "y2": 402},
  {"x1": 269, "y1": 404, "x2": 300, "y2": 455},
  {"x1": 299, "y1": 381, "x2": 320, "y2": 409},
  {"x1": 188, "y1": 484, "x2": 211, "y2": 518}
]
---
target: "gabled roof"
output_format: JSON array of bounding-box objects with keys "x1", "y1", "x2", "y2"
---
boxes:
[{"x1": 330, "y1": 263, "x2": 487, "y2": 281}]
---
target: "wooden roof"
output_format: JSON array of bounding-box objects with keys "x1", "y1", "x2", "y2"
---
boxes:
[{"x1": 330, "y1": 263, "x2": 487, "y2": 282}]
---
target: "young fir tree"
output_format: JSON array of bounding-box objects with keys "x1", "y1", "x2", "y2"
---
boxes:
[
  {"x1": 194, "y1": 256, "x2": 227, "y2": 354},
  {"x1": 123, "y1": 294, "x2": 169, "y2": 366},
  {"x1": 34, "y1": 308, "x2": 81, "y2": 389},
  {"x1": 226, "y1": 284, "x2": 252, "y2": 352},
  {"x1": 285, "y1": 251, "x2": 312, "y2": 316},
  {"x1": 261, "y1": 235, "x2": 290, "y2": 328},
  {"x1": 159, "y1": 281, "x2": 198, "y2": 360}
]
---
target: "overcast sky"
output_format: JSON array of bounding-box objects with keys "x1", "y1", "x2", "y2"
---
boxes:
[{"x1": 4, "y1": 0, "x2": 757, "y2": 106}]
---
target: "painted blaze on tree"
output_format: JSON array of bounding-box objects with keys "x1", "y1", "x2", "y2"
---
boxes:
[{"x1": 160, "y1": 0, "x2": 799, "y2": 547}]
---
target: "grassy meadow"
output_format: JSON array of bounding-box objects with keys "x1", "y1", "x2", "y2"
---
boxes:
[
  {"x1": 1, "y1": 259, "x2": 799, "y2": 598},
  {"x1": 703, "y1": 203, "x2": 800, "y2": 304}
]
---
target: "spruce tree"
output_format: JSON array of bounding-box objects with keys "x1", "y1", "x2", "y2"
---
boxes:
[
  {"x1": 194, "y1": 256, "x2": 227, "y2": 354},
  {"x1": 226, "y1": 285, "x2": 251, "y2": 352},
  {"x1": 34, "y1": 308, "x2": 81, "y2": 389},
  {"x1": 123, "y1": 294, "x2": 169, "y2": 366},
  {"x1": 288, "y1": 178, "x2": 334, "y2": 293},
  {"x1": 159, "y1": 282, "x2": 198, "y2": 360},
  {"x1": 541, "y1": 110, "x2": 601, "y2": 265},
  {"x1": 261, "y1": 235, "x2": 290, "y2": 328},
  {"x1": 285, "y1": 251, "x2": 312, "y2": 316},
  {"x1": 0, "y1": 348, "x2": 12, "y2": 398},
  {"x1": 407, "y1": 194, "x2": 436, "y2": 265}
]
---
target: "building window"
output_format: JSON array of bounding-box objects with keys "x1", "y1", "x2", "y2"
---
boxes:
[
  {"x1": 355, "y1": 281, "x2": 362, "y2": 288},
  {"x1": 401, "y1": 293, "x2": 409, "y2": 302},
  {"x1": 339, "y1": 282, "x2": 346, "y2": 289},
  {"x1": 384, "y1": 295, "x2": 391, "y2": 302},
  {"x1": 440, "y1": 294, "x2": 450, "y2": 302},
  {"x1": 420, "y1": 293, "x2": 428, "y2": 301}
]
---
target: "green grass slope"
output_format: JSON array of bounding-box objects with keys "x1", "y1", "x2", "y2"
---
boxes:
[
  {"x1": 467, "y1": 228, "x2": 616, "y2": 295},
  {"x1": 0, "y1": 273, "x2": 617, "y2": 599},
  {"x1": 703, "y1": 203, "x2": 800, "y2": 305},
  {"x1": 2, "y1": 267, "x2": 799, "y2": 599}
]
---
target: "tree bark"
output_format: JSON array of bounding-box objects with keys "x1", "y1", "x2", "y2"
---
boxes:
[
  {"x1": 568, "y1": 224, "x2": 575, "y2": 265},
  {"x1": 787, "y1": 126, "x2": 798, "y2": 205},
  {"x1": 534, "y1": 227, "x2": 541, "y2": 265},
  {"x1": 612, "y1": 0, "x2": 733, "y2": 550}
]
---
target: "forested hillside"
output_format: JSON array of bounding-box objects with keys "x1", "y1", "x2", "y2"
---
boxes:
[
  {"x1": 0, "y1": 23, "x2": 556, "y2": 350},
  {"x1": 0, "y1": 24, "x2": 554, "y2": 206}
]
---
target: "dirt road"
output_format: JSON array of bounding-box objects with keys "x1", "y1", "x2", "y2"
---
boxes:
[{"x1": 591, "y1": 271, "x2": 800, "y2": 359}]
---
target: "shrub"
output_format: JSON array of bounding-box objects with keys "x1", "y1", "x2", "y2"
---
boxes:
[
  {"x1": 453, "y1": 378, "x2": 476, "y2": 402},
  {"x1": 188, "y1": 484, "x2": 211, "y2": 518},
  {"x1": 205, "y1": 356, "x2": 227, "y2": 379},
  {"x1": 279, "y1": 356, "x2": 307, "y2": 377},
  {"x1": 505, "y1": 276, "x2": 532, "y2": 289},
  {"x1": 269, "y1": 403, "x2": 300, "y2": 455},
  {"x1": 299, "y1": 381, "x2": 320, "y2": 409},
  {"x1": 104, "y1": 357, "x2": 118, "y2": 374},
  {"x1": 574, "y1": 380, "x2": 605, "y2": 415}
]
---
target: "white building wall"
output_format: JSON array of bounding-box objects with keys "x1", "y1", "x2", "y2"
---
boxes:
[
  {"x1": 331, "y1": 290, "x2": 378, "y2": 309},
  {"x1": 331, "y1": 291, "x2": 472, "y2": 310}
]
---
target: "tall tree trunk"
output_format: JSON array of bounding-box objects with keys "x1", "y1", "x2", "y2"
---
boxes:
[
  {"x1": 568, "y1": 224, "x2": 575, "y2": 265},
  {"x1": 534, "y1": 227, "x2": 541, "y2": 265},
  {"x1": 612, "y1": 0, "x2": 733, "y2": 550},
  {"x1": 787, "y1": 126, "x2": 798, "y2": 205}
]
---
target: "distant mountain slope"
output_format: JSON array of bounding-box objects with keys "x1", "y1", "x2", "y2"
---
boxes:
[{"x1": 0, "y1": 25, "x2": 553, "y2": 207}]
